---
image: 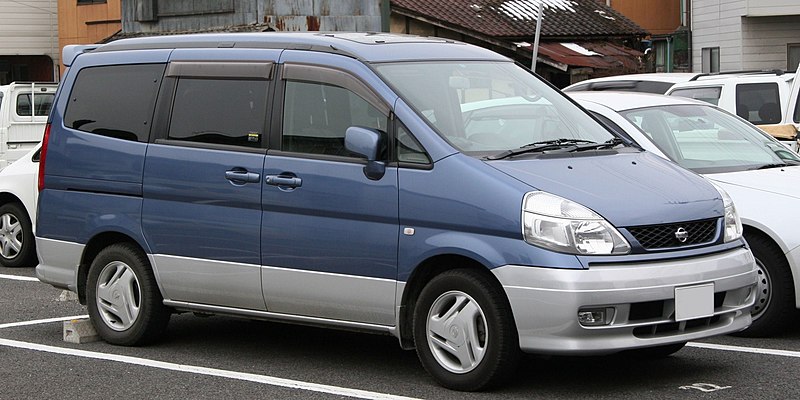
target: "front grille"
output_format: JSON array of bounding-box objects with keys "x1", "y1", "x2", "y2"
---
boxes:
[{"x1": 626, "y1": 218, "x2": 718, "y2": 250}]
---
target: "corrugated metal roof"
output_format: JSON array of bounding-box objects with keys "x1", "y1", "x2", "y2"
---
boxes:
[
  {"x1": 391, "y1": 0, "x2": 648, "y2": 38},
  {"x1": 533, "y1": 41, "x2": 643, "y2": 72}
]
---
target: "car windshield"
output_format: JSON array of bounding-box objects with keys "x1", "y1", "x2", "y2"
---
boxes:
[
  {"x1": 374, "y1": 61, "x2": 615, "y2": 156},
  {"x1": 618, "y1": 104, "x2": 800, "y2": 174}
]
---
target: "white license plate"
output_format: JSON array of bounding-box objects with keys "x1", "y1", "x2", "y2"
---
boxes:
[{"x1": 674, "y1": 283, "x2": 714, "y2": 321}]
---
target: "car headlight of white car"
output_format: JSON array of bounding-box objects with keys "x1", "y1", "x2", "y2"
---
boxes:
[
  {"x1": 522, "y1": 191, "x2": 630, "y2": 255},
  {"x1": 711, "y1": 183, "x2": 743, "y2": 242}
]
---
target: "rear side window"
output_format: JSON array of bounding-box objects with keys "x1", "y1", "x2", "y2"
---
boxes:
[
  {"x1": 736, "y1": 82, "x2": 781, "y2": 124},
  {"x1": 795, "y1": 94, "x2": 800, "y2": 124},
  {"x1": 669, "y1": 86, "x2": 722, "y2": 105},
  {"x1": 65, "y1": 64, "x2": 165, "y2": 142},
  {"x1": 16, "y1": 93, "x2": 54, "y2": 117},
  {"x1": 168, "y1": 78, "x2": 268, "y2": 148}
]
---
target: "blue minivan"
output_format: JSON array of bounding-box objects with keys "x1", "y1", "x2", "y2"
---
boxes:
[{"x1": 36, "y1": 33, "x2": 757, "y2": 390}]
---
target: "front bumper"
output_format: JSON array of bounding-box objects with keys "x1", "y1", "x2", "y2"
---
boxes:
[{"x1": 494, "y1": 247, "x2": 757, "y2": 355}]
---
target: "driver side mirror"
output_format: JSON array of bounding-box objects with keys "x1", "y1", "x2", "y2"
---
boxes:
[{"x1": 345, "y1": 126, "x2": 386, "y2": 180}]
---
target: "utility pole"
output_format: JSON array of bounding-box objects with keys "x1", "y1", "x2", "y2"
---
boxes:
[{"x1": 530, "y1": 0, "x2": 543, "y2": 71}]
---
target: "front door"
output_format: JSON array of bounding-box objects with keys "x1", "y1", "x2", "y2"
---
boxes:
[{"x1": 261, "y1": 54, "x2": 399, "y2": 325}]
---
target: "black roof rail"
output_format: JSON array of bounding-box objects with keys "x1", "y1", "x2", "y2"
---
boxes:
[
  {"x1": 587, "y1": 81, "x2": 639, "y2": 90},
  {"x1": 689, "y1": 69, "x2": 787, "y2": 81}
]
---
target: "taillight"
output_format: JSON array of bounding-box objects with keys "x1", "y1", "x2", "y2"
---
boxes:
[{"x1": 38, "y1": 123, "x2": 50, "y2": 192}]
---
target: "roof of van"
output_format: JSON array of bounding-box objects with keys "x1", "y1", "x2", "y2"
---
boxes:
[{"x1": 90, "y1": 32, "x2": 510, "y2": 63}]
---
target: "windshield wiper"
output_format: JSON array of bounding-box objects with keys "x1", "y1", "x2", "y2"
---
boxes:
[
  {"x1": 485, "y1": 138, "x2": 597, "y2": 160},
  {"x1": 568, "y1": 137, "x2": 626, "y2": 152},
  {"x1": 754, "y1": 162, "x2": 789, "y2": 170}
]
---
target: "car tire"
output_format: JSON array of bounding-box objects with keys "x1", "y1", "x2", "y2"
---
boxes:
[
  {"x1": 622, "y1": 342, "x2": 686, "y2": 358},
  {"x1": 0, "y1": 202, "x2": 37, "y2": 268},
  {"x1": 86, "y1": 243, "x2": 170, "y2": 346},
  {"x1": 413, "y1": 269, "x2": 519, "y2": 391},
  {"x1": 734, "y1": 234, "x2": 796, "y2": 338}
]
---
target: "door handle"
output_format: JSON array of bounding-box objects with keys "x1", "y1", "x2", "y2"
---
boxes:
[
  {"x1": 265, "y1": 175, "x2": 302, "y2": 188},
  {"x1": 225, "y1": 169, "x2": 261, "y2": 184}
]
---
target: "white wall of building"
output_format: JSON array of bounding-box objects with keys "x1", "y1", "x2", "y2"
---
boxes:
[
  {"x1": 692, "y1": 0, "x2": 800, "y2": 72},
  {"x1": 0, "y1": 0, "x2": 59, "y2": 64}
]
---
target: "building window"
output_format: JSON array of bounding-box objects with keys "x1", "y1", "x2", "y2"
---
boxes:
[
  {"x1": 77, "y1": 0, "x2": 107, "y2": 5},
  {"x1": 701, "y1": 47, "x2": 720, "y2": 73},
  {"x1": 788, "y1": 44, "x2": 800, "y2": 70}
]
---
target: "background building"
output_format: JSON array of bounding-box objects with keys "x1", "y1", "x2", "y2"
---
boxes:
[
  {"x1": 391, "y1": 0, "x2": 649, "y2": 88},
  {"x1": 58, "y1": 0, "x2": 121, "y2": 55},
  {"x1": 605, "y1": 0, "x2": 691, "y2": 72},
  {"x1": 117, "y1": 0, "x2": 386, "y2": 38},
  {"x1": 692, "y1": 0, "x2": 800, "y2": 72},
  {"x1": 0, "y1": 0, "x2": 59, "y2": 84}
]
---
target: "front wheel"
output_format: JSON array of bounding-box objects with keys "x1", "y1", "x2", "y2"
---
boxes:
[
  {"x1": 734, "y1": 234, "x2": 796, "y2": 337},
  {"x1": 413, "y1": 269, "x2": 519, "y2": 391},
  {"x1": 86, "y1": 243, "x2": 170, "y2": 345}
]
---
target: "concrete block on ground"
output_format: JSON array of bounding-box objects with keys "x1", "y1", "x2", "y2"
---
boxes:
[
  {"x1": 63, "y1": 318, "x2": 100, "y2": 344},
  {"x1": 58, "y1": 290, "x2": 79, "y2": 302}
]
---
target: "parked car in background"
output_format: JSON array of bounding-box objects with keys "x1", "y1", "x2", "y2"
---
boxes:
[
  {"x1": 35, "y1": 33, "x2": 757, "y2": 391},
  {"x1": 563, "y1": 73, "x2": 698, "y2": 94},
  {"x1": 666, "y1": 68, "x2": 800, "y2": 149},
  {"x1": 0, "y1": 144, "x2": 40, "y2": 267},
  {"x1": 569, "y1": 91, "x2": 800, "y2": 337},
  {"x1": 0, "y1": 83, "x2": 56, "y2": 169}
]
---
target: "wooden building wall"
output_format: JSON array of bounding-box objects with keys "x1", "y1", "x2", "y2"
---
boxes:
[
  {"x1": 57, "y1": 0, "x2": 121, "y2": 51},
  {"x1": 608, "y1": 0, "x2": 681, "y2": 36}
]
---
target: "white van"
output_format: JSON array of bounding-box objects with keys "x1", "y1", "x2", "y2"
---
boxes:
[
  {"x1": 0, "y1": 82, "x2": 57, "y2": 169},
  {"x1": 666, "y1": 68, "x2": 800, "y2": 150}
]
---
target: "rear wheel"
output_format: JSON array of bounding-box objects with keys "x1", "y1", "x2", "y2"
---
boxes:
[
  {"x1": 86, "y1": 243, "x2": 170, "y2": 345},
  {"x1": 413, "y1": 269, "x2": 519, "y2": 391},
  {"x1": 0, "y1": 203, "x2": 36, "y2": 268},
  {"x1": 734, "y1": 234, "x2": 796, "y2": 337}
]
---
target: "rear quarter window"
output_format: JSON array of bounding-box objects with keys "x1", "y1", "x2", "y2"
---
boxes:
[
  {"x1": 735, "y1": 82, "x2": 781, "y2": 124},
  {"x1": 669, "y1": 86, "x2": 722, "y2": 106},
  {"x1": 64, "y1": 63, "x2": 165, "y2": 142}
]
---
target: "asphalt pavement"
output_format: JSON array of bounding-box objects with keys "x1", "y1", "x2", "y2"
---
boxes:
[{"x1": 3, "y1": 265, "x2": 800, "y2": 399}]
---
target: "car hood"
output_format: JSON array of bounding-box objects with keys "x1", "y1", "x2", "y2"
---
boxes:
[
  {"x1": 488, "y1": 150, "x2": 723, "y2": 227},
  {"x1": 706, "y1": 166, "x2": 800, "y2": 200}
]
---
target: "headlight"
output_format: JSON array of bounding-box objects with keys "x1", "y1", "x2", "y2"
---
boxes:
[
  {"x1": 711, "y1": 183, "x2": 743, "y2": 242},
  {"x1": 522, "y1": 191, "x2": 630, "y2": 255}
]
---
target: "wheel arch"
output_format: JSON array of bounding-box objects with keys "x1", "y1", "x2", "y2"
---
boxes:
[
  {"x1": 77, "y1": 232, "x2": 148, "y2": 304},
  {"x1": 396, "y1": 253, "x2": 511, "y2": 350},
  {"x1": 743, "y1": 225, "x2": 799, "y2": 309},
  {"x1": 0, "y1": 193, "x2": 32, "y2": 223}
]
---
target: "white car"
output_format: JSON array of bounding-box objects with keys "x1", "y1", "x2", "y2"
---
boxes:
[
  {"x1": 568, "y1": 91, "x2": 800, "y2": 337},
  {"x1": 563, "y1": 73, "x2": 699, "y2": 94},
  {"x1": 0, "y1": 145, "x2": 40, "y2": 267}
]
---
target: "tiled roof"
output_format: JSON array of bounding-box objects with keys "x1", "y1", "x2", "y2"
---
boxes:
[{"x1": 391, "y1": 0, "x2": 648, "y2": 38}]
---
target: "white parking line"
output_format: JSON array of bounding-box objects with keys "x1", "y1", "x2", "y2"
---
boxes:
[
  {"x1": 3, "y1": 313, "x2": 796, "y2": 398},
  {"x1": 0, "y1": 273, "x2": 39, "y2": 282},
  {"x1": 0, "y1": 338, "x2": 421, "y2": 400},
  {"x1": 687, "y1": 342, "x2": 800, "y2": 358},
  {"x1": 0, "y1": 315, "x2": 89, "y2": 330}
]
